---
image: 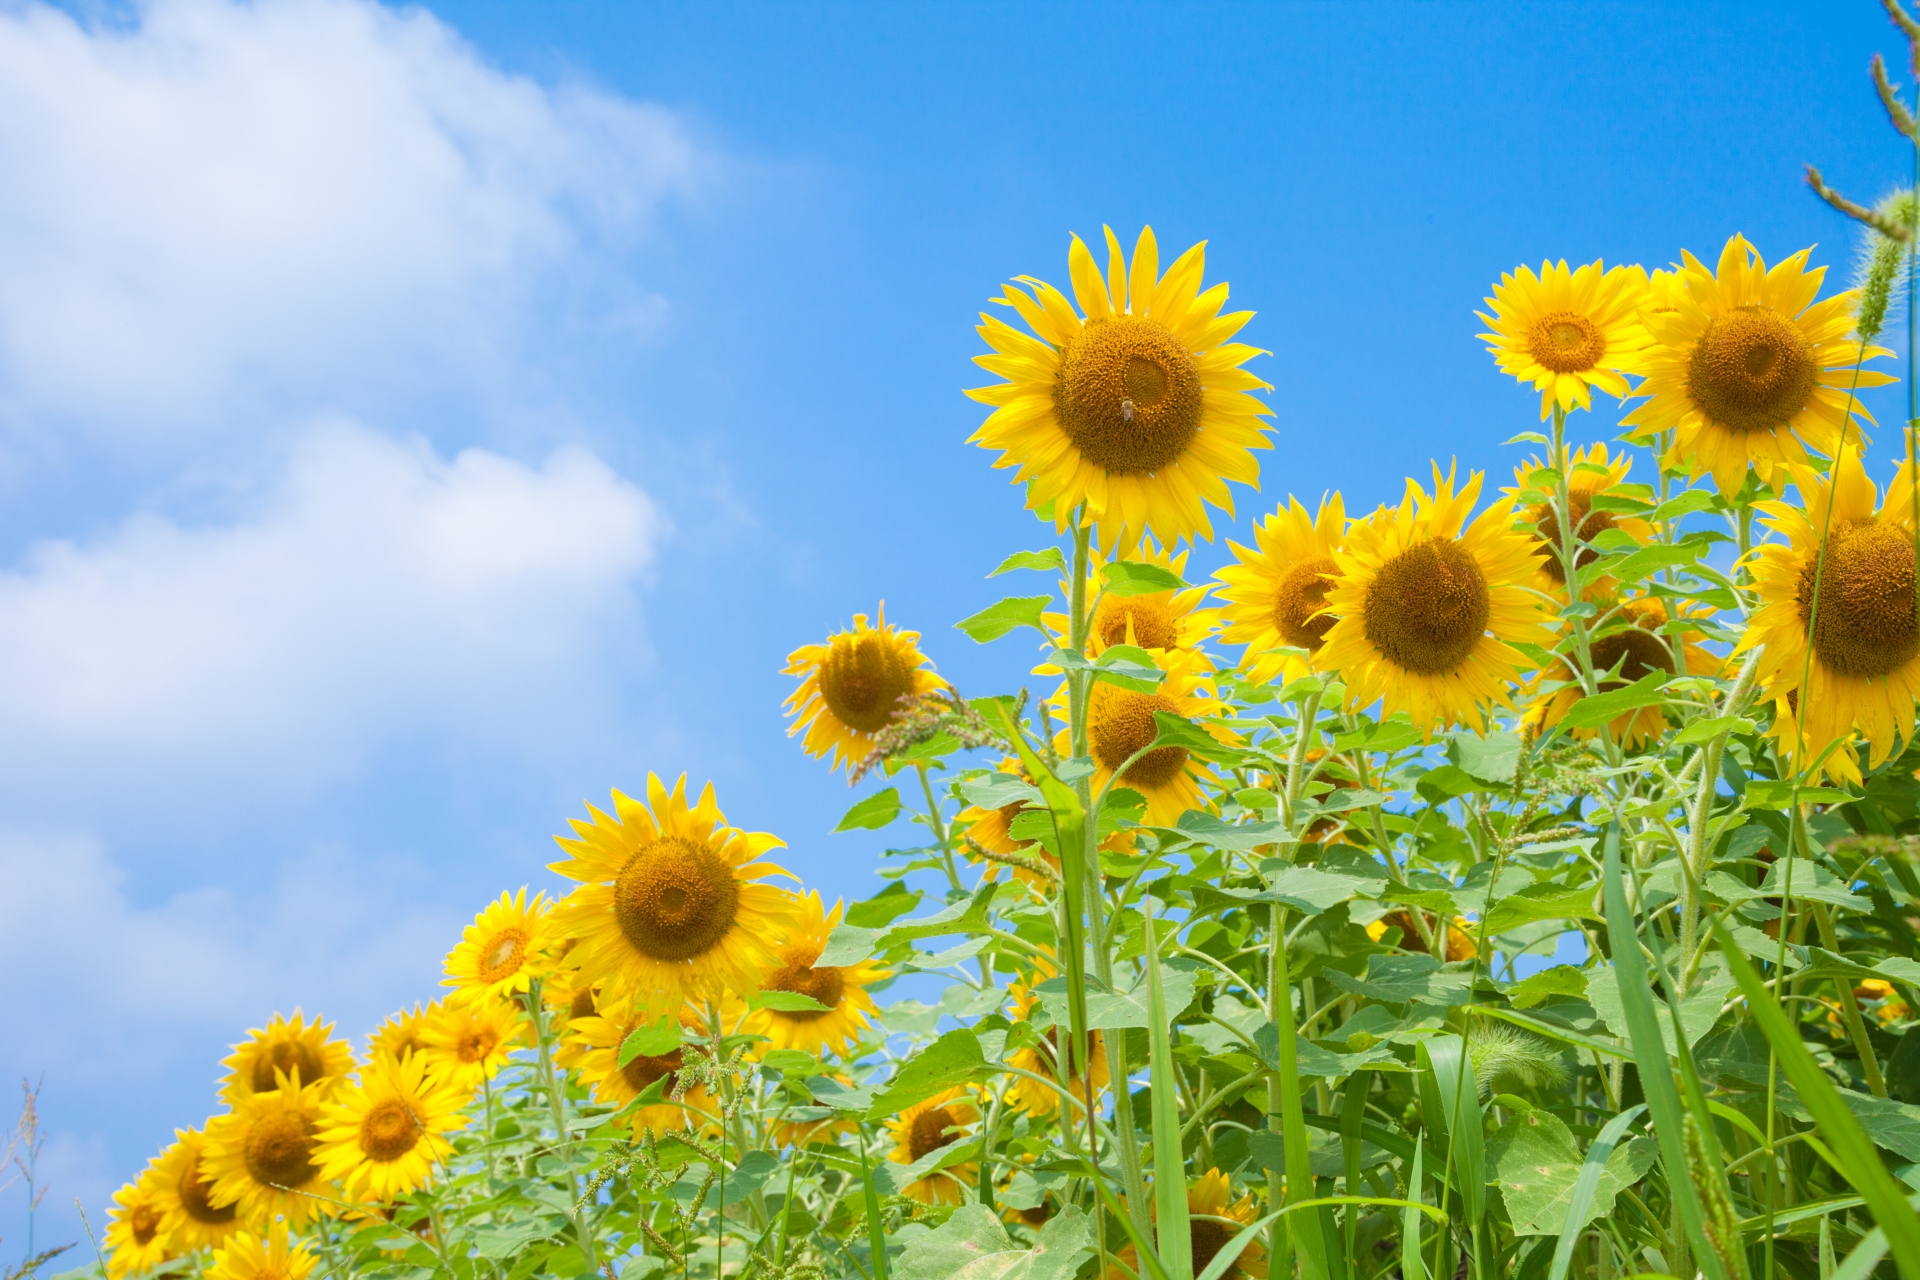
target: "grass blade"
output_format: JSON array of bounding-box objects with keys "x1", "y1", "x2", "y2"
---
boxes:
[
  {"x1": 1415, "y1": 1035, "x2": 1484, "y2": 1227},
  {"x1": 1268, "y1": 910, "x2": 1328, "y2": 1280},
  {"x1": 1546, "y1": 1104, "x2": 1646, "y2": 1280},
  {"x1": 1401, "y1": 1141, "x2": 1427, "y2": 1280},
  {"x1": 1143, "y1": 890, "x2": 1192, "y2": 1280}
]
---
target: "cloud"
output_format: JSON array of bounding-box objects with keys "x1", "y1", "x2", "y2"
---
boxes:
[{"x1": 0, "y1": 0, "x2": 697, "y2": 443}]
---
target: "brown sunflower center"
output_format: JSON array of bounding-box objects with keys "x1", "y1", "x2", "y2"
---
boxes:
[
  {"x1": 477, "y1": 928, "x2": 528, "y2": 982},
  {"x1": 1272, "y1": 554, "x2": 1339, "y2": 651},
  {"x1": 622, "y1": 1048, "x2": 683, "y2": 1095},
  {"x1": 249, "y1": 1041, "x2": 324, "y2": 1095},
  {"x1": 176, "y1": 1160, "x2": 236, "y2": 1225},
  {"x1": 1530, "y1": 490, "x2": 1616, "y2": 585},
  {"x1": 764, "y1": 959, "x2": 846, "y2": 1021},
  {"x1": 243, "y1": 1108, "x2": 318, "y2": 1190},
  {"x1": 614, "y1": 837, "x2": 742, "y2": 962},
  {"x1": 359, "y1": 1097, "x2": 422, "y2": 1163},
  {"x1": 1363, "y1": 537, "x2": 1491, "y2": 674},
  {"x1": 818, "y1": 631, "x2": 916, "y2": 734},
  {"x1": 907, "y1": 1105, "x2": 962, "y2": 1161},
  {"x1": 1094, "y1": 595, "x2": 1181, "y2": 650},
  {"x1": 1190, "y1": 1220, "x2": 1239, "y2": 1280},
  {"x1": 1687, "y1": 305, "x2": 1818, "y2": 434},
  {"x1": 129, "y1": 1203, "x2": 162, "y2": 1246},
  {"x1": 1796, "y1": 518, "x2": 1920, "y2": 677},
  {"x1": 1526, "y1": 310, "x2": 1607, "y2": 374},
  {"x1": 455, "y1": 1025, "x2": 500, "y2": 1065},
  {"x1": 568, "y1": 987, "x2": 597, "y2": 1020},
  {"x1": 1587, "y1": 626, "x2": 1674, "y2": 689},
  {"x1": 1055, "y1": 315, "x2": 1204, "y2": 474},
  {"x1": 1088, "y1": 683, "x2": 1189, "y2": 789}
]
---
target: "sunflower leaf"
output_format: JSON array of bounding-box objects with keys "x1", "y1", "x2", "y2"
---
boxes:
[
  {"x1": 1148, "y1": 710, "x2": 1242, "y2": 765},
  {"x1": 865, "y1": 1027, "x2": 990, "y2": 1118},
  {"x1": 990, "y1": 548, "x2": 1067, "y2": 577},
  {"x1": 1557, "y1": 671, "x2": 1669, "y2": 730},
  {"x1": 617, "y1": 1018, "x2": 683, "y2": 1067},
  {"x1": 956, "y1": 595, "x2": 1053, "y2": 642},
  {"x1": 834, "y1": 787, "x2": 902, "y2": 832},
  {"x1": 751, "y1": 990, "x2": 833, "y2": 1013},
  {"x1": 1101, "y1": 561, "x2": 1185, "y2": 596}
]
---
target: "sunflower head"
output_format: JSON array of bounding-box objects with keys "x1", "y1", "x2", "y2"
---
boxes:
[
  {"x1": 1503, "y1": 443, "x2": 1654, "y2": 590},
  {"x1": 742, "y1": 890, "x2": 888, "y2": 1059},
  {"x1": 886, "y1": 1086, "x2": 981, "y2": 1205},
  {"x1": 1215, "y1": 492, "x2": 1347, "y2": 685},
  {"x1": 202, "y1": 1078, "x2": 337, "y2": 1228},
  {"x1": 1057, "y1": 645, "x2": 1230, "y2": 826},
  {"x1": 315, "y1": 1051, "x2": 469, "y2": 1201},
  {"x1": 219, "y1": 1012, "x2": 354, "y2": 1105},
  {"x1": 148, "y1": 1128, "x2": 240, "y2": 1251},
  {"x1": 204, "y1": 1222, "x2": 318, "y2": 1280},
  {"x1": 784, "y1": 607, "x2": 947, "y2": 772},
  {"x1": 1005, "y1": 968, "x2": 1109, "y2": 1118},
  {"x1": 1529, "y1": 594, "x2": 1723, "y2": 748},
  {"x1": 1477, "y1": 258, "x2": 1650, "y2": 420},
  {"x1": 105, "y1": 1169, "x2": 174, "y2": 1280},
  {"x1": 418, "y1": 998, "x2": 524, "y2": 1093},
  {"x1": 366, "y1": 1005, "x2": 429, "y2": 1064},
  {"x1": 1071, "y1": 537, "x2": 1219, "y2": 658},
  {"x1": 443, "y1": 888, "x2": 555, "y2": 1006},
  {"x1": 562, "y1": 1005, "x2": 716, "y2": 1137}
]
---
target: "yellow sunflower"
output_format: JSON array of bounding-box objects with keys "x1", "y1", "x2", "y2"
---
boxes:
[
  {"x1": 147, "y1": 1128, "x2": 241, "y2": 1252},
  {"x1": 1110, "y1": 1169, "x2": 1267, "y2": 1280},
  {"x1": 1739, "y1": 447, "x2": 1919, "y2": 773},
  {"x1": 105, "y1": 1169, "x2": 173, "y2": 1280},
  {"x1": 1478, "y1": 258, "x2": 1650, "y2": 420},
  {"x1": 1005, "y1": 968, "x2": 1108, "y2": 1119},
  {"x1": 1365, "y1": 910, "x2": 1477, "y2": 961},
  {"x1": 1622, "y1": 234, "x2": 1895, "y2": 496},
  {"x1": 1318, "y1": 465, "x2": 1551, "y2": 733},
  {"x1": 1766, "y1": 691, "x2": 1863, "y2": 788},
  {"x1": 1053, "y1": 645, "x2": 1231, "y2": 826},
  {"x1": 314, "y1": 1051, "x2": 469, "y2": 1202},
  {"x1": 443, "y1": 888, "x2": 554, "y2": 1006},
  {"x1": 549, "y1": 774, "x2": 795, "y2": 1013},
  {"x1": 885, "y1": 1087, "x2": 980, "y2": 1205},
  {"x1": 967, "y1": 225, "x2": 1274, "y2": 553},
  {"x1": 366, "y1": 1005, "x2": 429, "y2": 1065},
  {"x1": 739, "y1": 891, "x2": 888, "y2": 1058},
  {"x1": 418, "y1": 998, "x2": 524, "y2": 1093},
  {"x1": 1527, "y1": 594, "x2": 1722, "y2": 747},
  {"x1": 562, "y1": 1007, "x2": 716, "y2": 1137},
  {"x1": 1502, "y1": 443, "x2": 1656, "y2": 592},
  {"x1": 205, "y1": 1223, "x2": 317, "y2": 1280},
  {"x1": 1042, "y1": 536, "x2": 1218, "y2": 662},
  {"x1": 219, "y1": 1011, "x2": 354, "y2": 1104},
  {"x1": 956, "y1": 756, "x2": 1061, "y2": 890},
  {"x1": 1215, "y1": 492, "x2": 1347, "y2": 685},
  {"x1": 202, "y1": 1078, "x2": 337, "y2": 1227},
  {"x1": 782, "y1": 606, "x2": 947, "y2": 772}
]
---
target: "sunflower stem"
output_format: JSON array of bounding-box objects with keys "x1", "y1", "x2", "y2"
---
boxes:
[
  {"x1": 915, "y1": 762, "x2": 965, "y2": 895},
  {"x1": 530, "y1": 977, "x2": 600, "y2": 1272}
]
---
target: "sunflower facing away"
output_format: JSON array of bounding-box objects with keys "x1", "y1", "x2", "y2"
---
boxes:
[
  {"x1": 562, "y1": 1007, "x2": 715, "y2": 1137},
  {"x1": 147, "y1": 1128, "x2": 240, "y2": 1252},
  {"x1": 219, "y1": 1011, "x2": 354, "y2": 1104},
  {"x1": 550, "y1": 773, "x2": 795, "y2": 1013},
  {"x1": 1215, "y1": 492, "x2": 1347, "y2": 685},
  {"x1": 315, "y1": 1051, "x2": 469, "y2": 1202},
  {"x1": 1528, "y1": 594, "x2": 1723, "y2": 747},
  {"x1": 1005, "y1": 968, "x2": 1108, "y2": 1119},
  {"x1": 1622, "y1": 234, "x2": 1895, "y2": 496},
  {"x1": 967, "y1": 226, "x2": 1274, "y2": 552},
  {"x1": 885, "y1": 1086, "x2": 980, "y2": 1205},
  {"x1": 105, "y1": 1169, "x2": 173, "y2": 1280},
  {"x1": 1318, "y1": 465, "x2": 1551, "y2": 732},
  {"x1": 202, "y1": 1077, "x2": 337, "y2": 1227},
  {"x1": 739, "y1": 890, "x2": 888, "y2": 1058},
  {"x1": 1110, "y1": 1169, "x2": 1267, "y2": 1280},
  {"x1": 1478, "y1": 258, "x2": 1649, "y2": 420},
  {"x1": 366, "y1": 1005, "x2": 429, "y2": 1065},
  {"x1": 1502, "y1": 442, "x2": 1655, "y2": 592},
  {"x1": 1740, "y1": 447, "x2": 1919, "y2": 773},
  {"x1": 784, "y1": 607, "x2": 947, "y2": 772},
  {"x1": 419, "y1": 998, "x2": 524, "y2": 1094},
  {"x1": 205, "y1": 1223, "x2": 317, "y2": 1280},
  {"x1": 443, "y1": 888, "x2": 554, "y2": 1006},
  {"x1": 1054, "y1": 645, "x2": 1232, "y2": 826}
]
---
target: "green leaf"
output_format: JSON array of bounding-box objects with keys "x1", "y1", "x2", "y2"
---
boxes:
[
  {"x1": 1502, "y1": 432, "x2": 1551, "y2": 446},
  {"x1": 1487, "y1": 1108, "x2": 1655, "y2": 1235},
  {"x1": 760, "y1": 1048, "x2": 820, "y2": 1077},
  {"x1": 866, "y1": 1028, "x2": 990, "y2": 1118},
  {"x1": 1263, "y1": 865, "x2": 1379, "y2": 915},
  {"x1": 878, "y1": 880, "x2": 1004, "y2": 946},
  {"x1": 990, "y1": 548, "x2": 1066, "y2": 577},
  {"x1": 1449, "y1": 730, "x2": 1521, "y2": 785},
  {"x1": 1603, "y1": 542, "x2": 1702, "y2": 583},
  {"x1": 1416, "y1": 1035, "x2": 1485, "y2": 1226},
  {"x1": 1101, "y1": 561, "x2": 1186, "y2": 596},
  {"x1": 1585, "y1": 959, "x2": 1731, "y2": 1052},
  {"x1": 750, "y1": 990, "x2": 832, "y2": 1013},
  {"x1": 1546, "y1": 1105, "x2": 1648, "y2": 1280},
  {"x1": 617, "y1": 1017, "x2": 683, "y2": 1067},
  {"x1": 892, "y1": 1204, "x2": 1094, "y2": 1280},
  {"x1": 956, "y1": 595, "x2": 1053, "y2": 642},
  {"x1": 803, "y1": 1075, "x2": 874, "y2": 1112},
  {"x1": 1149, "y1": 710, "x2": 1242, "y2": 764},
  {"x1": 1651, "y1": 489, "x2": 1720, "y2": 521},
  {"x1": 1754, "y1": 857, "x2": 1868, "y2": 911},
  {"x1": 1672, "y1": 714, "x2": 1755, "y2": 745},
  {"x1": 719, "y1": 1150, "x2": 781, "y2": 1205},
  {"x1": 1324, "y1": 955, "x2": 1473, "y2": 1007},
  {"x1": 1506, "y1": 964, "x2": 1588, "y2": 1009},
  {"x1": 815, "y1": 921, "x2": 882, "y2": 968},
  {"x1": 835, "y1": 788, "x2": 902, "y2": 832},
  {"x1": 958, "y1": 773, "x2": 1045, "y2": 810},
  {"x1": 1164, "y1": 810, "x2": 1287, "y2": 852},
  {"x1": 1481, "y1": 883, "x2": 1601, "y2": 935},
  {"x1": 1558, "y1": 671, "x2": 1668, "y2": 730},
  {"x1": 1743, "y1": 779, "x2": 1858, "y2": 809},
  {"x1": 844, "y1": 882, "x2": 923, "y2": 928},
  {"x1": 1033, "y1": 962, "x2": 1199, "y2": 1031},
  {"x1": 1415, "y1": 763, "x2": 1482, "y2": 802},
  {"x1": 1143, "y1": 897, "x2": 1193, "y2": 1280}
]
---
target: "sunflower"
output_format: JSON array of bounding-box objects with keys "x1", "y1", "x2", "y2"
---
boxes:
[
  {"x1": 205, "y1": 1223, "x2": 318, "y2": 1280},
  {"x1": 314, "y1": 1052, "x2": 468, "y2": 1202},
  {"x1": 366, "y1": 1006, "x2": 429, "y2": 1065},
  {"x1": 1053, "y1": 645, "x2": 1230, "y2": 826},
  {"x1": 1005, "y1": 969, "x2": 1108, "y2": 1119},
  {"x1": 1622, "y1": 234, "x2": 1895, "y2": 497},
  {"x1": 105, "y1": 1170, "x2": 173, "y2": 1280},
  {"x1": 1528, "y1": 594, "x2": 1724, "y2": 747},
  {"x1": 783, "y1": 607, "x2": 947, "y2": 773},
  {"x1": 1765, "y1": 691, "x2": 1863, "y2": 788},
  {"x1": 1318, "y1": 465, "x2": 1551, "y2": 733},
  {"x1": 1365, "y1": 910, "x2": 1476, "y2": 961},
  {"x1": 147, "y1": 1128, "x2": 241, "y2": 1252},
  {"x1": 955, "y1": 757, "x2": 1061, "y2": 890},
  {"x1": 202, "y1": 1079, "x2": 337, "y2": 1227},
  {"x1": 418, "y1": 998, "x2": 524, "y2": 1093},
  {"x1": 1042, "y1": 537, "x2": 1218, "y2": 663},
  {"x1": 561, "y1": 1007, "x2": 716, "y2": 1137},
  {"x1": 885, "y1": 1087, "x2": 980, "y2": 1205},
  {"x1": 1110, "y1": 1169, "x2": 1267, "y2": 1280},
  {"x1": 1501, "y1": 443, "x2": 1656, "y2": 592},
  {"x1": 550, "y1": 774, "x2": 794, "y2": 1016},
  {"x1": 546, "y1": 977, "x2": 601, "y2": 1072},
  {"x1": 967, "y1": 225, "x2": 1274, "y2": 553},
  {"x1": 219, "y1": 1012, "x2": 354, "y2": 1104},
  {"x1": 443, "y1": 888, "x2": 554, "y2": 1006},
  {"x1": 739, "y1": 891, "x2": 888, "y2": 1058},
  {"x1": 1740, "y1": 447, "x2": 1919, "y2": 774},
  {"x1": 1478, "y1": 258, "x2": 1650, "y2": 420},
  {"x1": 1215, "y1": 493, "x2": 1347, "y2": 685}
]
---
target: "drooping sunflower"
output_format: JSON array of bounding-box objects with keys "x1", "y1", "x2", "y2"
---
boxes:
[
  {"x1": 783, "y1": 607, "x2": 947, "y2": 772},
  {"x1": 365, "y1": 1005, "x2": 429, "y2": 1065},
  {"x1": 219, "y1": 1012, "x2": 354, "y2": 1104},
  {"x1": 1215, "y1": 492, "x2": 1347, "y2": 685},
  {"x1": 1501, "y1": 443, "x2": 1656, "y2": 592},
  {"x1": 204, "y1": 1223, "x2": 317, "y2": 1280},
  {"x1": 885, "y1": 1086, "x2": 980, "y2": 1205},
  {"x1": 549, "y1": 773, "x2": 795, "y2": 1013},
  {"x1": 1477, "y1": 258, "x2": 1650, "y2": 421},
  {"x1": 1319, "y1": 465, "x2": 1551, "y2": 733},
  {"x1": 967, "y1": 225, "x2": 1274, "y2": 553},
  {"x1": 201, "y1": 1078, "x2": 337, "y2": 1227},
  {"x1": 1740, "y1": 447, "x2": 1919, "y2": 773},
  {"x1": 1527, "y1": 594, "x2": 1723, "y2": 748},
  {"x1": 562, "y1": 1007, "x2": 716, "y2": 1137},
  {"x1": 1042, "y1": 537, "x2": 1218, "y2": 662},
  {"x1": 147, "y1": 1128, "x2": 241, "y2": 1252},
  {"x1": 443, "y1": 888, "x2": 554, "y2": 1006},
  {"x1": 1622, "y1": 234, "x2": 1895, "y2": 496},
  {"x1": 1005, "y1": 968, "x2": 1108, "y2": 1119},
  {"x1": 105, "y1": 1169, "x2": 173, "y2": 1280},
  {"x1": 1053, "y1": 645, "x2": 1232, "y2": 826},
  {"x1": 739, "y1": 891, "x2": 888, "y2": 1058},
  {"x1": 1110, "y1": 1169, "x2": 1267, "y2": 1280},
  {"x1": 314, "y1": 1051, "x2": 469, "y2": 1202},
  {"x1": 418, "y1": 998, "x2": 524, "y2": 1094}
]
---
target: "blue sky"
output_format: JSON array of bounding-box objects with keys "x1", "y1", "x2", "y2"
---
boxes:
[{"x1": 0, "y1": 0, "x2": 1912, "y2": 1257}]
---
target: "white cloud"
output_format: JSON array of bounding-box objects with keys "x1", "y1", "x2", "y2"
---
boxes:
[{"x1": 0, "y1": 0, "x2": 696, "y2": 441}]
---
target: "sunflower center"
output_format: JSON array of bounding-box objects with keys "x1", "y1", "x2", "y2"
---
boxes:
[
  {"x1": 359, "y1": 1098, "x2": 422, "y2": 1163},
  {"x1": 907, "y1": 1106, "x2": 961, "y2": 1161},
  {"x1": 1094, "y1": 595, "x2": 1181, "y2": 650},
  {"x1": 1272, "y1": 554, "x2": 1339, "y2": 651},
  {"x1": 622, "y1": 1048, "x2": 683, "y2": 1095},
  {"x1": 765, "y1": 960, "x2": 846, "y2": 1021},
  {"x1": 1687, "y1": 305, "x2": 1818, "y2": 434},
  {"x1": 1526, "y1": 311, "x2": 1607, "y2": 374},
  {"x1": 130, "y1": 1203, "x2": 162, "y2": 1246},
  {"x1": 568, "y1": 987, "x2": 597, "y2": 1020},
  {"x1": 1796, "y1": 518, "x2": 1920, "y2": 677},
  {"x1": 176, "y1": 1161, "x2": 236, "y2": 1225},
  {"x1": 1363, "y1": 537, "x2": 1491, "y2": 674},
  {"x1": 818, "y1": 631, "x2": 916, "y2": 734},
  {"x1": 250, "y1": 1041, "x2": 324, "y2": 1095},
  {"x1": 1055, "y1": 316, "x2": 1204, "y2": 474},
  {"x1": 1190, "y1": 1220, "x2": 1238, "y2": 1280},
  {"x1": 1587, "y1": 627, "x2": 1674, "y2": 689},
  {"x1": 614, "y1": 837, "x2": 742, "y2": 962},
  {"x1": 478, "y1": 928, "x2": 529, "y2": 983},
  {"x1": 1530, "y1": 491, "x2": 1616, "y2": 585},
  {"x1": 243, "y1": 1109, "x2": 318, "y2": 1190},
  {"x1": 455, "y1": 1026, "x2": 499, "y2": 1065},
  {"x1": 1088, "y1": 683, "x2": 1189, "y2": 789}
]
